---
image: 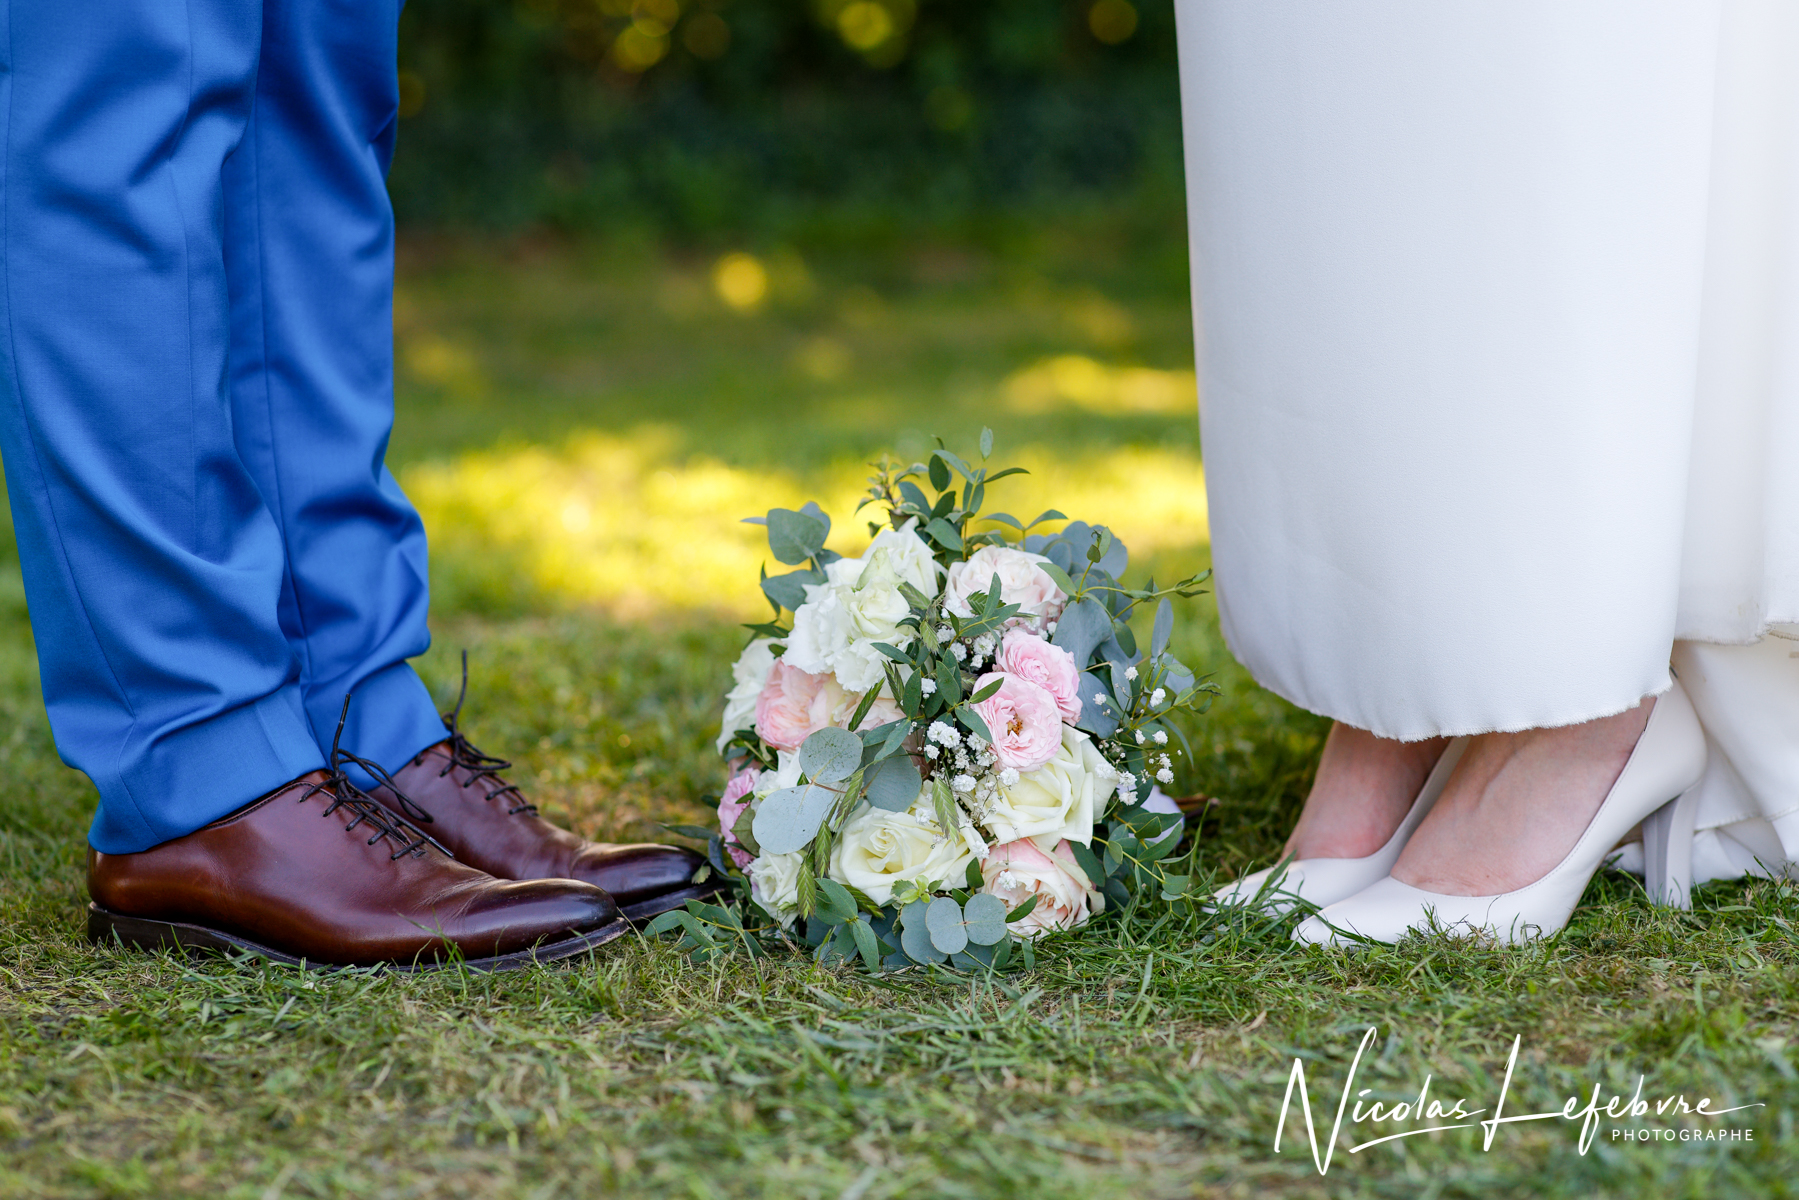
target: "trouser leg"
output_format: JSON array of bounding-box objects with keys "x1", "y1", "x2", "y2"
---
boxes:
[
  {"x1": 223, "y1": 0, "x2": 447, "y2": 780},
  {"x1": 0, "y1": 1, "x2": 324, "y2": 852}
]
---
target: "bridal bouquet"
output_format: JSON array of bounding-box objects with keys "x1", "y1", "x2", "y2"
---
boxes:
[{"x1": 658, "y1": 432, "x2": 1214, "y2": 971}]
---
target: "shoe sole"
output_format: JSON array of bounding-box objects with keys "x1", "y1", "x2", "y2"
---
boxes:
[
  {"x1": 617, "y1": 882, "x2": 726, "y2": 926},
  {"x1": 86, "y1": 903, "x2": 631, "y2": 973}
]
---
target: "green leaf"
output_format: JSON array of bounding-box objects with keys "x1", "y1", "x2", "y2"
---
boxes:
[
  {"x1": 1024, "y1": 507, "x2": 1064, "y2": 528},
  {"x1": 899, "y1": 900, "x2": 946, "y2": 963},
  {"x1": 761, "y1": 568, "x2": 822, "y2": 613},
  {"x1": 957, "y1": 704, "x2": 994, "y2": 747},
  {"x1": 930, "y1": 776, "x2": 958, "y2": 841},
  {"x1": 979, "y1": 426, "x2": 994, "y2": 458},
  {"x1": 765, "y1": 507, "x2": 829, "y2": 566},
  {"x1": 936, "y1": 448, "x2": 974, "y2": 480},
  {"x1": 1151, "y1": 597, "x2": 1174, "y2": 657},
  {"x1": 935, "y1": 656, "x2": 963, "y2": 706},
  {"x1": 964, "y1": 858, "x2": 984, "y2": 890},
  {"x1": 925, "y1": 518, "x2": 964, "y2": 551},
  {"x1": 815, "y1": 878, "x2": 859, "y2": 925},
  {"x1": 798, "y1": 727, "x2": 862, "y2": 783},
  {"x1": 897, "y1": 480, "x2": 932, "y2": 513},
  {"x1": 968, "y1": 676, "x2": 1003, "y2": 704},
  {"x1": 1036, "y1": 559, "x2": 1077, "y2": 596},
  {"x1": 751, "y1": 784, "x2": 837, "y2": 855},
  {"x1": 924, "y1": 897, "x2": 969, "y2": 955},
  {"x1": 741, "y1": 621, "x2": 790, "y2": 640},
  {"x1": 845, "y1": 687, "x2": 880, "y2": 734},
  {"x1": 848, "y1": 917, "x2": 881, "y2": 972},
  {"x1": 902, "y1": 667, "x2": 923, "y2": 716},
  {"x1": 1003, "y1": 894, "x2": 1040, "y2": 924},
  {"x1": 961, "y1": 893, "x2": 1008, "y2": 945},
  {"x1": 661, "y1": 823, "x2": 718, "y2": 842},
  {"x1": 928, "y1": 454, "x2": 951, "y2": 491},
  {"x1": 642, "y1": 911, "x2": 687, "y2": 937},
  {"x1": 1067, "y1": 840, "x2": 1105, "y2": 888},
  {"x1": 865, "y1": 753, "x2": 922, "y2": 812},
  {"x1": 981, "y1": 511, "x2": 1025, "y2": 532},
  {"x1": 730, "y1": 805, "x2": 761, "y2": 857}
]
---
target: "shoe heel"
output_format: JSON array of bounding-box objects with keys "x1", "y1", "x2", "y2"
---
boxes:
[{"x1": 1642, "y1": 791, "x2": 1699, "y2": 909}]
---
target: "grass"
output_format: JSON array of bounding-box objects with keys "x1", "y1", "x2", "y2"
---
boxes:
[{"x1": 1, "y1": 227, "x2": 1795, "y2": 1199}]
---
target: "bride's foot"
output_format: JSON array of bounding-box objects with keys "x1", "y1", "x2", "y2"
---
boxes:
[
  {"x1": 1284, "y1": 725, "x2": 1450, "y2": 860},
  {"x1": 1391, "y1": 698, "x2": 1654, "y2": 896}
]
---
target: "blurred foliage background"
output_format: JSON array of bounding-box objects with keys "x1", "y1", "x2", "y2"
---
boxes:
[{"x1": 391, "y1": 0, "x2": 1183, "y2": 240}]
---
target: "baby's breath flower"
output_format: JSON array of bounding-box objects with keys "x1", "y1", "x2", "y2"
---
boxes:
[
  {"x1": 1152, "y1": 730, "x2": 1168, "y2": 745},
  {"x1": 1155, "y1": 767, "x2": 1175, "y2": 784},
  {"x1": 936, "y1": 625, "x2": 954, "y2": 641},
  {"x1": 999, "y1": 767, "x2": 1020, "y2": 787},
  {"x1": 928, "y1": 720, "x2": 961, "y2": 747},
  {"x1": 1134, "y1": 730, "x2": 1146, "y2": 744},
  {"x1": 1150, "y1": 687, "x2": 1167, "y2": 706},
  {"x1": 1125, "y1": 666, "x2": 1138, "y2": 681},
  {"x1": 950, "y1": 642, "x2": 968, "y2": 662},
  {"x1": 951, "y1": 773, "x2": 977, "y2": 794},
  {"x1": 924, "y1": 744, "x2": 940, "y2": 760},
  {"x1": 920, "y1": 678, "x2": 938, "y2": 695}
]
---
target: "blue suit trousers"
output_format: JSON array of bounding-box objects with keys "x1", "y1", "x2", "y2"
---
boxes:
[{"x1": 0, "y1": 0, "x2": 450, "y2": 852}]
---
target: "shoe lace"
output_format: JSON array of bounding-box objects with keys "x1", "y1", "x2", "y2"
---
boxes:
[
  {"x1": 439, "y1": 651, "x2": 539, "y2": 817},
  {"x1": 303, "y1": 694, "x2": 450, "y2": 861}
]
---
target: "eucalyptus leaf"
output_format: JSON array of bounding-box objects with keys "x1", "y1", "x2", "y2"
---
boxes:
[
  {"x1": 766, "y1": 507, "x2": 829, "y2": 566},
  {"x1": 1003, "y1": 894, "x2": 1039, "y2": 924},
  {"x1": 924, "y1": 897, "x2": 969, "y2": 955},
  {"x1": 797, "y1": 501, "x2": 832, "y2": 539},
  {"x1": 897, "y1": 480, "x2": 932, "y2": 513},
  {"x1": 798, "y1": 727, "x2": 862, "y2": 783},
  {"x1": 730, "y1": 805, "x2": 761, "y2": 857},
  {"x1": 1150, "y1": 598, "x2": 1173, "y2": 657},
  {"x1": 760, "y1": 568, "x2": 821, "y2": 614},
  {"x1": 961, "y1": 893, "x2": 1008, "y2": 945},
  {"x1": 865, "y1": 753, "x2": 922, "y2": 811},
  {"x1": 958, "y1": 704, "x2": 995, "y2": 746},
  {"x1": 899, "y1": 901, "x2": 946, "y2": 963},
  {"x1": 979, "y1": 426, "x2": 994, "y2": 458},
  {"x1": 751, "y1": 784, "x2": 836, "y2": 856},
  {"x1": 1052, "y1": 596, "x2": 1112, "y2": 669}
]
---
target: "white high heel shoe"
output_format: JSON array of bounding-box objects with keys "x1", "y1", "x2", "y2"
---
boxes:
[
  {"x1": 1213, "y1": 738, "x2": 1469, "y2": 913},
  {"x1": 1293, "y1": 679, "x2": 1707, "y2": 948}
]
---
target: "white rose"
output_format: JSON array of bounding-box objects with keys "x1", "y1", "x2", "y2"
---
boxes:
[
  {"x1": 943, "y1": 545, "x2": 1065, "y2": 631},
  {"x1": 717, "y1": 639, "x2": 780, "y2": 753},
  {"x1": 828, "y1": 790, "x2": 978, "y2": 906},
  {"x1": 983, "y1": 726, "x2": 1117, "y2": 847},
  {"x1": 785, "y1": 520, "x2": 943, "y2": 693},
  {"x1": 748, "y1": 851, "x2": 806, "y2": 927}
]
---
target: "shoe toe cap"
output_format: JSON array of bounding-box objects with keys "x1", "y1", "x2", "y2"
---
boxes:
[{"x1": 569, "y1": 843, "x2": 705, "y2": 903}]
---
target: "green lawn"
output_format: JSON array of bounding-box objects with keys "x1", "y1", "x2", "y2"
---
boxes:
[{"x1": 1, "y1": 229, "x2": 1794, "y2": 1199}]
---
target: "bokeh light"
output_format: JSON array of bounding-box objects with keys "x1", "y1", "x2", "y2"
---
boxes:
[
  {"x1": 712, "y1": 253, "x2": 770, "y2": 311},
  {"x1": 1088, "y1": 0, "x2": 1139, "y2": 45}
]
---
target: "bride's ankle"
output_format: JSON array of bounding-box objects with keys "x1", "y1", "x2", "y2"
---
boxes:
[{"x1": 1284, "y1": 725, "x2": 1449, "y2": 859}]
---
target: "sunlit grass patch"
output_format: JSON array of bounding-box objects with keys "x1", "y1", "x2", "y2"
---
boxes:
[{"x1": 405, "y1": 428, "x2": 1209, "y2": 616}]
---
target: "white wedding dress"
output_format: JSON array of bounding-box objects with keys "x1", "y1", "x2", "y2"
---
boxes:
[{"x1": 1175, "y1": 0, "x2": 1799, "y2": 872}]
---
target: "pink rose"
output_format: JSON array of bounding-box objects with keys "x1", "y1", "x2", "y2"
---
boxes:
[
  {"x1": 981, "y1": 838, "x2": 1102, "y2": 938},
  {"x1": 717, "y1": 767, "x2": 760, "y2": 868},
  {"x1": 753, "y1": 660, "x2": 840, "y2": 751},
  {"x1": 996, "y1": 629, "x2": 1083, "y2": 724},
  {"x1": 943, "y1": 546, "x2": 1065, "y2": 631},
  {"x1": 971, "y1": 672, "x2": 1064, "y2": 772}
]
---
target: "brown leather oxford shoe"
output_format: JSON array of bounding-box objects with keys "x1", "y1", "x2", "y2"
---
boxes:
[
  {"x1": 88, "y1": 770, "x2": 629, "y2": 970},
  {"x1": 366, "y1": 657, "x2": 719, "y2": 925},
  {"x1": 374, "y1": 738, "x2": 718, "y2": 925}
]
